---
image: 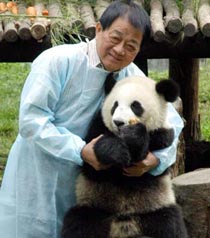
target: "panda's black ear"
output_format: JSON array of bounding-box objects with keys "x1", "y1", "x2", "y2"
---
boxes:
[
  {"x1": 104, "y1": 73, "x2": 117, "y2": 95},
  {"x1": 156, "y1": 79, "x2": 180, "y2": 102}
]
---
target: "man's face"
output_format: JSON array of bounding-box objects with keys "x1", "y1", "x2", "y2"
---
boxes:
[{"x1": 95, "y1": 17, "x2": 143, "y2": 71}]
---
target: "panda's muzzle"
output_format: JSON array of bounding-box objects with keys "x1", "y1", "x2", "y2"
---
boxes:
[{"x1": 113, "y1": 120, "x2": 125, "y2": 128}]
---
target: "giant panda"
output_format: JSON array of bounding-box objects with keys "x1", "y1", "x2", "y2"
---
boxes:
[{"x1": 62, "y1": 76, "x2": 188, "y2": 238}]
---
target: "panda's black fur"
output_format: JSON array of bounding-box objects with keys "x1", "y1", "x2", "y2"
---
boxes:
[{"x1": 62, "y1": 76, "x2": 188, "y2": 238}]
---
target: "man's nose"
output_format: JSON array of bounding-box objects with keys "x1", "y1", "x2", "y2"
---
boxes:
[{"x1": 113, "y1": 42, "x2": 125, "y2": 55}]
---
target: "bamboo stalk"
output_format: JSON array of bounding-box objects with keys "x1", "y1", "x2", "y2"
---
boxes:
[
  {"x1": 80, "y1": 1, "x2": 96, "y2": 39},
  {"x1": 150, "y1": 0, "x2": 165, "y2": 42}
]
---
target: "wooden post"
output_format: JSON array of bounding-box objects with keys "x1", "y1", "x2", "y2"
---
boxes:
[
  {"x1": 134, "y1": 58, "x2": 148, "y2": 76},
  {"x1": 169, "y1": 58, "x2": 201, "y2": 142},
  {"x1": 171, "y1": 97, "x2": 186, "y2": 177}
]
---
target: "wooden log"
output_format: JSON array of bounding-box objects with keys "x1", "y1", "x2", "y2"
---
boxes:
[
  {"x1": 169, "y1": 58, "x2": 201, "y2": 142},
  {"x1": 198, "y1": 0, "x2": 210, "y2": 37},
  {"x1": 133, "y1": 0, "x2": 144, "y2": 7},
  {"x1": 16, "y1": 3, "x2": 32, "y2": 40},
  {"x1": 80, "y1": 2, "x2": 96, "y2": 39},
  {"x1": 182, "y1": 0, "x2": 198, "y2": 37},
  {"x1": 162, "y1": 0, "x2": 183, "y2": 33},
  {"x1": 2, "y1": 11, "x2": 18, "y2": 42},
  {"x1": 172, "y1": 169, "x2": 210, "y2": 238},
  {"x1": 94, "y1": 0, "x2": 110, "y2": 20},
  {"x1": 48, "y1": 0, "x2": 63, "y2": 22},
  {"x1": 48, "y1": 0, "x2": 65, "y2": 45},
  {"x1": 150, "y1": 0, "x2": 165, "y2": 42},
  {"x1": 66, "y1": 2, "x2": 83, "y2": 31},
  {"x1": 30, "y1": 2, "x2": 49, "y2": 41}
]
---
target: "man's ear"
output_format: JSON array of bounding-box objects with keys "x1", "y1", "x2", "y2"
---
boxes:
[{"x1": 95, "y1": 22, "x2": 103, "y2": 34}]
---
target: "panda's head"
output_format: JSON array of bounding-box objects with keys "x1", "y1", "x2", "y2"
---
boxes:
[{"x1": 102, "y1": 76, "x2": 179, "y2": 134}]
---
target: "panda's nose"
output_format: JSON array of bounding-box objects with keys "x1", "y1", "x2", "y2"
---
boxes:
[{"x1": 114, "y1": 120, "x2": 125, "y2": 128}]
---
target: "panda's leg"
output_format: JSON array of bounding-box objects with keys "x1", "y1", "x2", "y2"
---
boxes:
[
  {"x1": 139, "y1": 205, "x2": 188, "y2": 238},
  {"x1": 61, "y1": 205, "x2": 111, "y2": 238}
]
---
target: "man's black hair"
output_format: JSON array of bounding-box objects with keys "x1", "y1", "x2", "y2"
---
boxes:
[{"x1": 99, "y1": 0, "x2": 151, "y2": 46}]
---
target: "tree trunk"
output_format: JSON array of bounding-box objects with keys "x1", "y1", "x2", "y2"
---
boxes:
[
  {"x1": 169, "y1": 58, "x2": 200, "y2": 142},
  {"x1": 172, "y1": 168, "x2": 210, "y2": 238}
]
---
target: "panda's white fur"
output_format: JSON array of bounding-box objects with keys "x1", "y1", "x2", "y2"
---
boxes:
[
  {"x1": 62, "y1": 76, "x2": 188, "y2": 238},
  {"x1": 102, "y1": 76, "x2": 170, "y2": 133}
]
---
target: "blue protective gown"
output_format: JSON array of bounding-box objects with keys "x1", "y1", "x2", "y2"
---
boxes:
[{"x1": 0, "y1": 40, "x2": 183, "y2": 238}]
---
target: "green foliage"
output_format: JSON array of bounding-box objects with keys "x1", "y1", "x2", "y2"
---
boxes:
[
  {"x1": 199, "y1": 60, "x2": 210, "y2": 141},
  {"x1": 0, "y1": 63, "x2": 30, "y2": 183}
]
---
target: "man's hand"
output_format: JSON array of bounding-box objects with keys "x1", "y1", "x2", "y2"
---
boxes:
[
  {"x1": 123, "y1": 152, "x2": 160, "y2": 177},
  {"x1": 81, "y1": 135, "x2": 110, "y2": 171}
]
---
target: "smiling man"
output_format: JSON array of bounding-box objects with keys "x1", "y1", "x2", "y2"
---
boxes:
[{"x1": 0, "y1": 1, "x2": 183, "y2": 238}]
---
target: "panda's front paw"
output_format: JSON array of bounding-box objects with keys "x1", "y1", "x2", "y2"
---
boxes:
[
  {"x1": 94, "y1": 135, "x2": 132, "y2": 167},
  {"x1": 120, "y1": 123, "x2": 149, "y2": 147},
  {"x1": 120, "y1": 123, "x2": 150, "y2": 161}
]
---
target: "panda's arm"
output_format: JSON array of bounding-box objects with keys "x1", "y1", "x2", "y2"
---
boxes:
[
  {"x1": 149, "y1": 104, "x2": 184, "y2": 176},
  {"x1": 149, "y1": 128, "x2": 175, "y2": 151}
]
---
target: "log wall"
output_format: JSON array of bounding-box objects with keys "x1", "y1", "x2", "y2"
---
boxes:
[{"x1": 0, "y1": 0, "x2": 210, "y2": 46}]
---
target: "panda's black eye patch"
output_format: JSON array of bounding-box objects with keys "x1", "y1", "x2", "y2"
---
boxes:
[
  {"x1": 111, "y1": 101, "x2": 118, "y2": 115},
  {"x1": 130, "y1": 101, "x2": 144, "y2": 116}
]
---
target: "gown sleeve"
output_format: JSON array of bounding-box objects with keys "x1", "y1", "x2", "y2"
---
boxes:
[{"x1": 19, "y1": 48, "x2": 85, "y2": 165}]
